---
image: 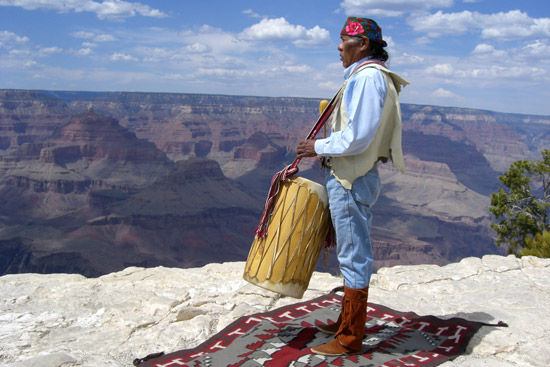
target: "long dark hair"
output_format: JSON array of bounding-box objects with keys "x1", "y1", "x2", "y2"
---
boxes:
[
  {"x1": 352, "y1": 36, "x2": 389, "y2": 62},
  {"x1": 369, "y1": 42, "x2": 389, "y2": 62}
]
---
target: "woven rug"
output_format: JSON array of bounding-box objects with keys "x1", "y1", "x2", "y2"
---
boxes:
[{"x1": 135, "y1": 291, "x2": 493, "y2": 367}]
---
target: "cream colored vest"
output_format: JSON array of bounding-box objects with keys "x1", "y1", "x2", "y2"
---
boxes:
[{"x1": 329, "y1": 63, "x2": 409, "y2": 189}]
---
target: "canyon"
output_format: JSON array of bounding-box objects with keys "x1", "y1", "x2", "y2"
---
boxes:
[{"x1": 1, "y1": 89, "x2": 549, "y2": 276}]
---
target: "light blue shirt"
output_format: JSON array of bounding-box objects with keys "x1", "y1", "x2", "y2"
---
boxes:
[{"x1": 314, "y1": 56, "x2": 387, "y2": 157}]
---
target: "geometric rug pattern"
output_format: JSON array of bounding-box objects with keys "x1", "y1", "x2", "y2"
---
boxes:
[{"x1": 136, "y1": 290, "x2": 489, "y2": 367}]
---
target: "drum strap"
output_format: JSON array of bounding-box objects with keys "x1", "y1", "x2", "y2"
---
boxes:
[{"x1": 253, "y1": 91, "x2": 340, "y2": 238}]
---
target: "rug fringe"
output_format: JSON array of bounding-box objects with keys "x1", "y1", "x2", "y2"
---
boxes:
[
  {"x1": 133, "y1": 352, "x2": 165, "y2": 366},
  {"x1": 480, "y1": 320, "x2": 509, "y2": 327}
]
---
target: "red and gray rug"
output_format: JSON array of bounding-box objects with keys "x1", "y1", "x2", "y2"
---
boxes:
[{"x1": 135, "y1": 290, "x2": 500, "y2": 367}]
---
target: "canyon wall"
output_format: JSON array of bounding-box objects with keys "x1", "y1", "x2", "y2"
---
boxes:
[{"x1": 1, "y1": 89, "x2": 549, "y2": 276}]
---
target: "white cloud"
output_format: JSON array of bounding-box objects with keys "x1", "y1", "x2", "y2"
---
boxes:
[
  {"x1": 408, "y1": 10, "x2": 477, "y2": 37},
  {"x1": 294, "y1": 26, "x2": 330, "y2": 48},
  {"x1": 486, "y1": 65, "x2": 546, "y2": 80},
  {"x1": 110, "y1": 52, "x2": 137, "y2": 62},
  {"x1": 162, "y1": 73, "x2": 184, "y2": 80},
  {"x1": 318, "y1": 80, "x2": 341, "y2": 91},
  {"x1": 409, "y1": 10, "x2": 550, "y2": 40},
  {"x1": 137, "y1": 43, "x2": 210, "y2": 64},
  {"x1": 414, "y1": 36, "x2": 433, "y2": 45},
  {"x1": 472, "y1": 43, "x2": 494, "y2": 54},
  {"x1": 432, "y1": 88, "x2": 459, "y2": 98},
  {"x1": 72, "y1": 31, "x2": 116, "y2": 42},
  {"x1": 426, "y1": 63, "x2": 455, "y2": 76},
  {"x1": 28, "y1": 66, "x2": 85, "y2": 81},
  {"x1": 184, "y1": 43, "x2": 209, "y2": 54},
  {"x1": 471, "y1": 43, "x2": 508, "y2": 58},
  {"x1": 522, "y1": 39, "x2": 550, "y2": 59},
  {"x1": 272, "y1": 64, "x2": 313, "y2": 74},
  {"x1": 0, "y1": 0, "x2": 167, "y2": 20},
  {"x1": 449, "y1": 64, "x2": 548, "y2": 83},
  {"x1": 180, "y1": 26, "x2": 252, "y2": 55},
  {"x1": 480, "y1": 11, "x2": 550, "y2": 39},
  {"x1": 243, "y1": 9, "x2": 261, "y2": 18},
  {"x1": 76, "y1": 48, "x2": 93, "y2": 56},
  {"x1": 196, "y1": 63, "x2": 313, "y2": 80},
  {"x1": 9, "y1": 48, "x2": 30, "y2": 57},
  {"x1": 392, "y1": 52, "x2": 425, "y2": 66},
  {"x1": 28, "y1": 66, "x2": 157, "y2": 86},
  {"x1": 38, "y1": 46, "x2": 62, "y2": 56},
  {"x1": 72, "y1": 31, "x2": 95, "y2": 39},
  {"x1": 239, "y1": 18, "x2": 330, "y2": 48},
  {"x1": 138, "y1": 47, "x2": 173, "y2": 62},
  {"x1": 94, "y1": 34, "x2": 117, "y2": 42},
  {"x1": 340, "y1": 0, "x2": 454, "y2": 17},
  {"x1": 197, "y1": 68, "x2": 253, "y2": 79},
  {"x1": 0, "y1": 30, "x2": 29, "y2": 47}
]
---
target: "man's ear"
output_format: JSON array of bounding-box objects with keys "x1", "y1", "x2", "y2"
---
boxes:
[{"x1": 360, "y1": 37, "x2": 370, "y2": 52}]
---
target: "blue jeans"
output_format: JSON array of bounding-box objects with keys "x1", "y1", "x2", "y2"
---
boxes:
[{"x1": 325, "y1": 167, "x2": 381, "y2": 288}]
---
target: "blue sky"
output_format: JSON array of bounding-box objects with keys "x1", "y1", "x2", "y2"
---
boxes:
[{"x1": 1, "y1": 0, "x2": 549, "y2": 115}]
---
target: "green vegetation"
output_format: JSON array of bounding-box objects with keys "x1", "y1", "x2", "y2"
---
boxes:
[
  {"x1": 521, "y1": 231, "x2": 550, "y2": 258},
  {"x1": 489, "y1": 149, "x2": 550, "y2": 257}
]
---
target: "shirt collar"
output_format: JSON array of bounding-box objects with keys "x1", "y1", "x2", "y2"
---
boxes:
[{"x1": 344, "y1": 56, "x2": 373, "y2": 79}]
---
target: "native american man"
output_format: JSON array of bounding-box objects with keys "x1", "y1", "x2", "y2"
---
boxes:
[{"x1": 297, "y1": 17, "x2": 408, "y2": 356}]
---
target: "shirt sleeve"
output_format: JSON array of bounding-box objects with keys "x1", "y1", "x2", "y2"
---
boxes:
[{"x1": 314, "y1": 68, "x2": 387, "y2": 157}]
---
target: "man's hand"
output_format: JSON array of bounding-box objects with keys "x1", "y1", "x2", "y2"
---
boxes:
[{"x1": 296, "y1": 139, "x2": 317, "y2": 159}]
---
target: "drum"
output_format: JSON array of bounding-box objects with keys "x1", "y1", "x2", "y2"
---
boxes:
[{"x1": 243, "y1": 176, "x2": 330, "y2": 299}]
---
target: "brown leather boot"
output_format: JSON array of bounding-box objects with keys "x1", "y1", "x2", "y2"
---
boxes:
[
  {"x1": 311, "y1": 286, "x2": 368, "y2": 356},
  {"x1": 316, "y1": 290, "x2": 344, "y2": 334},
  {"x1": 316, "y1": 312, "x2": 342, "y2": 334}
]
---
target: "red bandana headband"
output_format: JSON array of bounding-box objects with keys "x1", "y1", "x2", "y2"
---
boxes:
[{"x1": 341, "y1": 17, "x2": 388, "y2": 47}]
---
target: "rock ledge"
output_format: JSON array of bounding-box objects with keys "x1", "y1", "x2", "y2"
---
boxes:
[{"x1": 1, "y1": 254, "x2": 549, "y2": 367}]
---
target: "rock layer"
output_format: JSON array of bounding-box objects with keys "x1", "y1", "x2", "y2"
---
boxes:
[
  {"x1": 1, "y1": 255, "x2": 549, "y2": 367},
  {"x1": 2, "y1": 90, "x2": 550, "y2": 276}
]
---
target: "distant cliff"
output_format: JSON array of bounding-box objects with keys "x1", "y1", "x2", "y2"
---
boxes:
[{"x1": 1, "y1": 89, "x2": 549, "y2": 276}]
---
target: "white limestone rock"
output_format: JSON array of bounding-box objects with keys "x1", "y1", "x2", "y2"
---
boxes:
[{"x1": 1, "y1": 255, "x2": 549, "y2": 367}]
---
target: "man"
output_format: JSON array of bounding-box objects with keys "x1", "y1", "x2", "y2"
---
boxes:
[{"x1": 296, "y1": 17, "x2": 408, "y2": 356}]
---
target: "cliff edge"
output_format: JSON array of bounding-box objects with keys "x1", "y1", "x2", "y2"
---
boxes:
[{"x1": 1, "y1": 255, "x2": 549, "y2": 366}]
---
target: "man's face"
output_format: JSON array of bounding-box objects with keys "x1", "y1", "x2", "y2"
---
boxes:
[{"x1": 338, "y1": 35, "x2": 368, "y2": 68}]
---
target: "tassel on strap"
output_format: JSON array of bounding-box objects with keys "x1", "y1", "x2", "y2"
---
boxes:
[{"x1": 253, "y1": 165, "x2": 292, "y2": 238}]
